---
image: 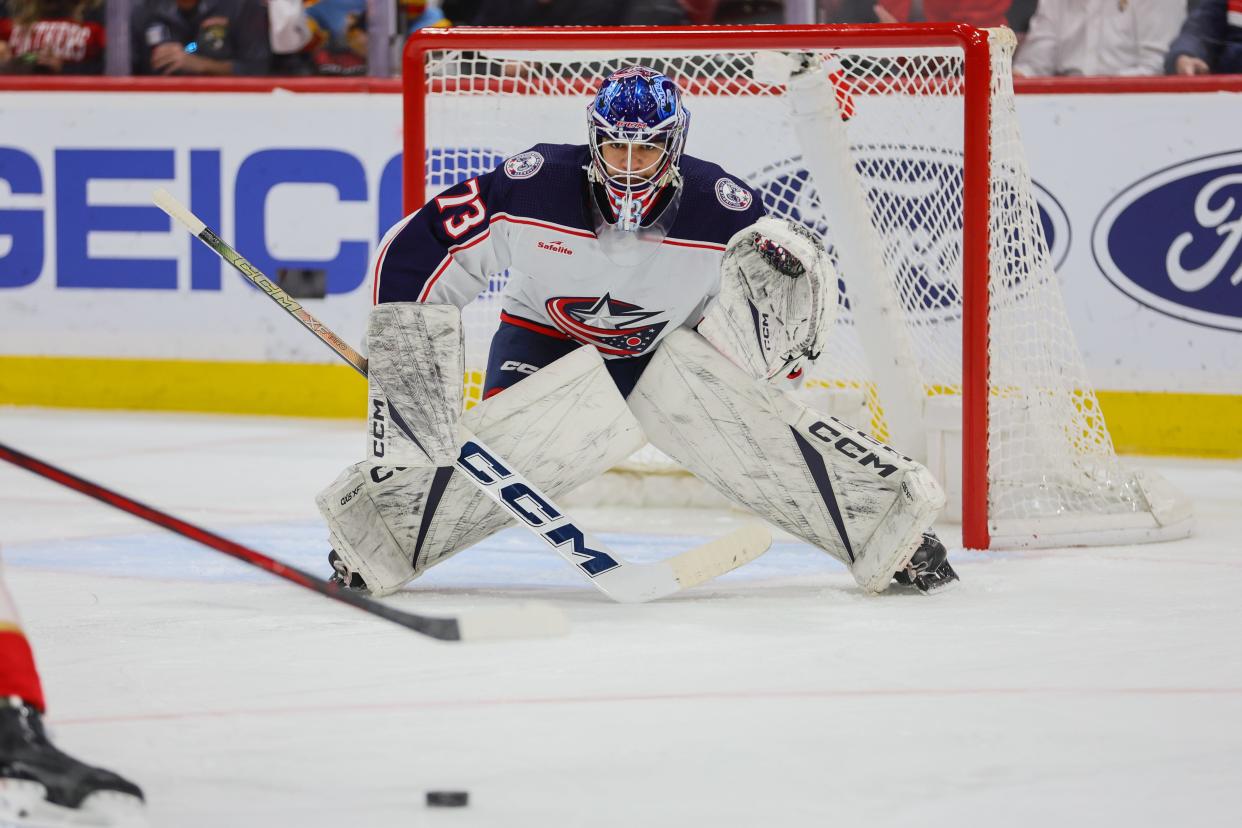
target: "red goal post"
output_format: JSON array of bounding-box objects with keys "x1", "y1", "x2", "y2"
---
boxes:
[{"x1": 401, "y1": 24, "x2": 1191, "y2": 551}]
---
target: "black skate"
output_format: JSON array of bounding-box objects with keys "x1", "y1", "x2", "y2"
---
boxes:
[
  {"x1": 328, "y1": 549, "x2": 368, "y2": 591},
  {"x1": 893, "y1": 532, "x2": 959, "y2": 594},
  {"x1": 0, "y1": 695, "x2": 144, "y2": 824}
]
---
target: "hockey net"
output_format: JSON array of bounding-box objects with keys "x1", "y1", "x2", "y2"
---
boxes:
[{"x1": 403, "y1": 25, "x2": 1192, "y2": 549}]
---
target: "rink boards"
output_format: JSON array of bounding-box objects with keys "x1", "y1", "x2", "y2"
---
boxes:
[{"x1": 0, "y1": 81, "x2": 1240, "y2": 456}]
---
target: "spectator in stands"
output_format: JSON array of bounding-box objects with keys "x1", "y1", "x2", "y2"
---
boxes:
[
  {"x1": 131, "y1": 0, "x2": 270, "y2": 75},
  {"x1": 683, "y1": 0, "x2": 719, "y2": 23},
  {"x1": 1014, "y1": 0, "x2": 1186, "y2": 77},
  {"x1": 823, "y1": 0, "x2": 1037, "y2": 36},
  {"x1": 404, "y1": 0, "x2": 448, "y2": 29},
  {"x1": 0, "y1": 0, "x2": 105, "y2": 74},
  {"x1": 268, "y1": 0, "x2": 314, "y2": 73},
  {"x1": 303, "y1": 0, "x2": 363, "y2": 48},
  {"x1": 876, "y1": 0, "x2": 1011, "y2": 26},
  {"x1": 312, "y1": 6, "x2": 368, "y2": 74},
  {"x1": 470, "y1": 0, "x2": 690, "y2": 25},
  {"x1": 1007, "y1": 0, "x2": 1037, "y2": 34},
  {"x1": 440, "y1": 0, "x2": 477, "y2": 21},
  {"x1": 1166, "y1": 0, "x2": 1242, "y2": 75},
  {"x1": 820, "y1": 0, "x2": 875, "y2": 21},
  {"x1": 265, "y1": 0, "x2": 351, "y2": 74}
]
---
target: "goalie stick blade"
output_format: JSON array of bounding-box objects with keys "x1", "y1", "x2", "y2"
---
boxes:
[
  {"x1": 586, "y1": 523, "x2": 773, "y2": 603},
  {"x1": 665, "y1": 523, "x2": 773, "y2": 590}
]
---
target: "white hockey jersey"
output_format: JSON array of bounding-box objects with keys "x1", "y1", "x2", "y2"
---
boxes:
[{"x1": 371, "y1": 143, "x2": 765, "y2": 360}]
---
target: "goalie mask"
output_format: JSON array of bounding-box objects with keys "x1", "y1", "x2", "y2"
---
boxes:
[{"x1": 587, "y1": 66, "x2": 690, "y2": 239}]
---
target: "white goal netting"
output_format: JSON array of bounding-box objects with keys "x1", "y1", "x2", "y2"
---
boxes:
[{"x1": 408, "y1": 27, "x2": 1191, "y2": 548}]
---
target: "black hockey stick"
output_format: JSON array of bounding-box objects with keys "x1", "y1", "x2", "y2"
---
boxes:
[{"x1": 0, "y1": 442, "x2": 567, "y2": 642}]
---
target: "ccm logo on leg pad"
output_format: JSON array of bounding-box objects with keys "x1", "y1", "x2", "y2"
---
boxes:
[{"x1": 807, "y1": 419, "x2": 910, "y2": 479}]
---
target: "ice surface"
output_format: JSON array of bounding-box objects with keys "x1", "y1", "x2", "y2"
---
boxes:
[{"x1": 2, "y1": 407, "x2": 1240, "y2": 827}]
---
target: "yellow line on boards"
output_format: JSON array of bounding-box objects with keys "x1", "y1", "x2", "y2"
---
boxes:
[
  {"x1": 1, "y1": 357, "x2": 1239, "y2": 457},
  {"x1": 1096, "y1": 391, "x2": 1242, "y2": 459},
  {"x1": 0, "y1": 356, "x2": 366, "y2": 419}
]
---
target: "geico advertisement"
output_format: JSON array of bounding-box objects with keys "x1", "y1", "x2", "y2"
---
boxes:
[
  {"x1": 0, "y1": 89, "x2": 1239, "y2": 392},
  {"x1": 0, "y1": 92, "x2": 402, "y2": 362}
]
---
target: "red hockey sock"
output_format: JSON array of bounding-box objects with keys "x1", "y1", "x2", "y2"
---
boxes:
[{"x1": 0, "y1": 628, "x2": 45, "y2": 711}]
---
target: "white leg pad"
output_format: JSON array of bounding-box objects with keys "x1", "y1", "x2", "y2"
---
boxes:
[
  {"x1": 366, "y1": 302, "x2": 464, "y2": 467},
  {"x1": 629, "y1": 328, "x2": 945, "y2": 593},
  {"x1": 317, "y1": 346, "x2": 645, "y2": 596},
  {"x1": 317, "y1": 469, "x2": 413, "y2": 596}
]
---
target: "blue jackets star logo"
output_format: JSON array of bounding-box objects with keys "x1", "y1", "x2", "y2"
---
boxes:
[{"x1": 545, "y1": 294, "x2": 667, "y2": 357}]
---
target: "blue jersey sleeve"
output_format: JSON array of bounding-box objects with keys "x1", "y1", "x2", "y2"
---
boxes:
[
  {"x1": 371, "y1": 169, "x2": 511, "y2": 307},
  {"x1": 666, "y1": 156, "x2": 767, "y2": 247}
]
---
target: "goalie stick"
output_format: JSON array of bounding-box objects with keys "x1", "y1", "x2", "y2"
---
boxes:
[
  {"x1": 153, "y1": 188, "x2": 772, "y2": 603},
  {"x1": 0, "y1": 441, "x2": 565, "y2": 642}
]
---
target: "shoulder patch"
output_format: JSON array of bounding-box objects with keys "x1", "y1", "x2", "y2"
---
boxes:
[
  {"x1": 504, "y1": 151, "x2": 545, "y2": 180},
  {"x1": 715, "y1": 177, "x2": 754, "y2": 211}
]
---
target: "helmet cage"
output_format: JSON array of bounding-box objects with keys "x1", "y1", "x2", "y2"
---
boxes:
[
  {"x1": 588, "y1": 115, "x2": 686, "y2": 193},
  {"x1": 586, "y1": 67, "x2": 690, "y2": 232}
]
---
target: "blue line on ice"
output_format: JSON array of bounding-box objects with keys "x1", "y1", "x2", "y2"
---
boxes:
[{"x1": 0, "y1": 524, "x2": 844, "y2": 588}]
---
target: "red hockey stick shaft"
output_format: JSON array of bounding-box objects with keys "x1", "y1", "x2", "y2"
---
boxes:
[{"x1": 0, "y1": 441, "x2": 465, "y2": 640}]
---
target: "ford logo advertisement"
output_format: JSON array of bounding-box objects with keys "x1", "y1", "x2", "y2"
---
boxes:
[
  {"x1": 1093, "y1": 151, "x2": 1242, "y2": 332},
  {"x1": 750, "y1": 150, "x2": 1069, "y2": 317}
]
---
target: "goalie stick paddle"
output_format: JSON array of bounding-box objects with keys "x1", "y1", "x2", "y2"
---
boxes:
[
  {"x1": 0, "y1": 442, "x2": 567, "y2": 643},
  {"x1": 152, "y1": 188, "x2": 773, "y2": 603}
]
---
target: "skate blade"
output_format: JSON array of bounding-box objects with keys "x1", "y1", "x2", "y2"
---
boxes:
[
  {"x1": 0, "y1": 779, "x2": 146, "y2": 828},
  {"x1": 910, "y1": 562, "x2": 961, "y2": 596}
]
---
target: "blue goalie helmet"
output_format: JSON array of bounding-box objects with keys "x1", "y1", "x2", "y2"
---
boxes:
[{"x1": 587, "y1": 66, "x2": 690, "y2": 232}]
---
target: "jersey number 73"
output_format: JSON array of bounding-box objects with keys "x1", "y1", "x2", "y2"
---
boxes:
[{"x1": 435, "y1": 179, "x2": 487, "y2": 239}]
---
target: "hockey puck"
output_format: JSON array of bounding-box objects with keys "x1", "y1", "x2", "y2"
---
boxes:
[{"x1": 426, "y1": 790, "x2": 469, "y2": 808}]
